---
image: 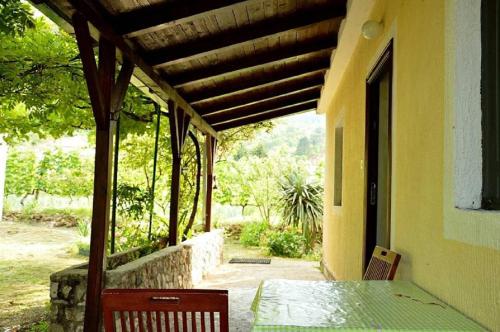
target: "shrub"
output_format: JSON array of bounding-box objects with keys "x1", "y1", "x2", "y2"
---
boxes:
[
  {"x1": 76, "y1": 219, "x2": 90, "y2": 238},
  {"x1": 77, "y1": 241, "x2": 90, "y2": 256},
  {"x1": 265, "y1": 229, "x2": 304, "y2": 258},
  {"x1": 239, "y1": 221, "x2": 269, "y2": 247},
  {"x1": 279, "y1": 172, "x2": 323, "y2": 252}
]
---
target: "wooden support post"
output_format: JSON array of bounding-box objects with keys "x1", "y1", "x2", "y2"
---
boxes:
[
  {"x1": 73, "y1": 12, "x2": 134, "y2": 332},
  {"x1": 168, "y1": 100, "x2": 191, "y2": 245},
  {"x1": 204, "y1": 135, "x2": 217, "y2": 232}
]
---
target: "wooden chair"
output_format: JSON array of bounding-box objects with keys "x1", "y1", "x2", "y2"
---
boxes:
[
  {"x1": 363, "y1": 246, "x2": 401, "y2": 280},
  {"x1": 102, "y1": 289, "x2": 229, "y2": 332}
]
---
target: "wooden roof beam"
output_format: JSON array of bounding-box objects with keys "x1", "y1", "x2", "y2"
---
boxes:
[
  {"x1": 212, "y1": 101, "x2": 317, "y2": 131},
  {"x1": 66, "y1": 0, "x2": 217, "y2": 137},
  {"x1": 145, "y1": 5, "x2": 346, "y2": 67},
  {"x1": 169, "y1": 38, "x2": 336, "y2": 86},
  {"x1": 194, "y1": 74, "x2": 324, "y2": 114},
  {"x1": 204, "y1": 86, "x2": 321, "y2": 123},
  {"x1": 184, "y1": 59, "x2": 329, "y2": 103},
  {"x1": 115, "y1": 0, "x2": 248, "y2": 38}
]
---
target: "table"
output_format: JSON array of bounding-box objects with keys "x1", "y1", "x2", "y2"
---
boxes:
[{"x1": 251, "y1": 279, "x2": 485, "y2": 331}]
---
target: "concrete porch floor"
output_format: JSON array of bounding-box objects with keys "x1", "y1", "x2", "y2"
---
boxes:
[{"x1": 196, "y1": 258, "x2": 325, "y2": 332}]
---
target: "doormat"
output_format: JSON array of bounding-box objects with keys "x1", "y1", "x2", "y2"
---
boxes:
[{"x1": 229, "y1": 258, "x2": 271, "y2": 264}]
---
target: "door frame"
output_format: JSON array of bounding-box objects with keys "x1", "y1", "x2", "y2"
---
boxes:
[{"x1": 364, "y1": 40, "x2": 394, "y2": 270}]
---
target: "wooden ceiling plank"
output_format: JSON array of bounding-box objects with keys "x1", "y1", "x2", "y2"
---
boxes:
[
  {"x1": 169, "y1": 37, "x2": 336, "y2": 86},
  {"x1": 193, "y1": 73, "x2": 324, "y2": 112},
  {"x1": 145, "y1": 5, "x2": 345, "y2": 67},
  {"x1": 212, "y1": 100, "x2": 317, "y2": 131},
  {"x1": 115, "y1": 0, "x2": 248, "y2": 38},
  {"x1": 183, "y1": 58, "x2": 329, "y2": 102},
  {"x1": 67, "y1": 0, "x2": 217, "y2": 137},
  {"x1": 204, "y1": 86, "x2": 320, "y2": 123}
]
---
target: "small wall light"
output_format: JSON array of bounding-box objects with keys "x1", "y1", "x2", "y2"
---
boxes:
[{"x1": 362, "y1": 20, "x2": 383, "y2": 40}]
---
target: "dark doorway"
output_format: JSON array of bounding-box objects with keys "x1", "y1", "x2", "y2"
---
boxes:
[{"x1": 364, "y1": 41, "x2": 393, "y2": 270}]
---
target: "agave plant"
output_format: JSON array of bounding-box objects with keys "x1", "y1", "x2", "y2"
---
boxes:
[{"x1": 279, "y1": 172, "x2": 323, "y2": 251}]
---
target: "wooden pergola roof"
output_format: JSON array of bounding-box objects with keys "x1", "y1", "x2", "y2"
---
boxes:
[{"x1": 32, "y1": 0, "x2": 347, "y2": 134}]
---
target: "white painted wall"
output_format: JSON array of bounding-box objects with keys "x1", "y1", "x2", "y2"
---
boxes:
[
  {"x1": 443, "y1": 0, "x2": 500, "y2": 250},
  {"x1": 0, "y1": 137, "x2": 8, "y2": 221},
  {"x1": 451, "y1": 0, "x2": 482, "y2": 209}
]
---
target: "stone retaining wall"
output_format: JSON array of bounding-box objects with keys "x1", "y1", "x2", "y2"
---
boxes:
[
  {"x1": 49, "y1": 230, "x2": 223, "y2": 332},
  {"x1": 185, "y1": 229, "x2": 224, "y2": 284}
]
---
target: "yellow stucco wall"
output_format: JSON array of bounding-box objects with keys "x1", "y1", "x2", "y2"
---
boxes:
[{"x1": 322, "y1": 0, "x2": 500, "y2": 330}]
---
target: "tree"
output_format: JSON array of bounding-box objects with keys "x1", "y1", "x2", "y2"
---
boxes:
[
  {"x1": 215, "y1": 155, "x2": 281, "y2": 223},
  {"x1": 37, "y1": 149, "x2": 93, "y2": 198},
  {"x1": 0, "y1": 16, "x2": 156, "y2": 143},
  {"x1": 0, "y1": 0, "x2": 34, "y2": 36},
  {"x1": 215, "y1": 159, "x2": 253, "y2": 215},
  {"x1": 4, "y1": 149, "x2": 37, "y2": 201},
  {"x1": 4, "y1": 147, "x2": 93, "y2": 203},
  {"x1": 295, "y1": 137, "x2": 311, "y2": 156},
  {"x1": 216, "y1": 122, "x2": 273, "y2": 160},
  {"x1": 279, "y1": 172, "x2": 323, "y2": 251}
]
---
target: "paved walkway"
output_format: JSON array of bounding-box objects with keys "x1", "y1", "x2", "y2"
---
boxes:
[{"x1": 196, "y1": 258, "x2": 325, "y2": 332}]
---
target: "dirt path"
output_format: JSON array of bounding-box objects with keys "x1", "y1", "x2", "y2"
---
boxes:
[
  {"x1": 0, "y1": 221, "x2": 85, "y2": 329},
  {"x1": 196, "y1": 243, "x2": 325, "y2": 332}
]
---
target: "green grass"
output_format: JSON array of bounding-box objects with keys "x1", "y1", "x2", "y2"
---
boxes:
[
  {"x1": 223, "y1": 238, "x2": 268, "y2": 261},
  {"x1": 33, "y1": 207, "x2": 92, "y2": 219},
  {"x1": 29, "y1": 321, "x2": 49, "y2": 332},
  {"x1": 0, "y1": 260, "x2": 58, "y2": 312},
  {"x1": 0, "y1": 221, "x2": 86, "y2": 328}
]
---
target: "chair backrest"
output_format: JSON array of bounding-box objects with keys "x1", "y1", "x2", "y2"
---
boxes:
[
  {"x1": 363, "y1": 246, "x2": 401, "y2": 280},
  {"x1": 102, "y1": 289, "x2": 229, "y2": 332}
]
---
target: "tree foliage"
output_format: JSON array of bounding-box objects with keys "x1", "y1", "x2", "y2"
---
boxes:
[
  {"x1": 0, "y1": 15, "x2": 157, "y2": 143},
  {"x1": 5, "y1": 147, "x2": 93, "y2": 201},
  {"x1": 4, "y1": 149, "x2": 36, "y2": 197},
  {"x1": 0, "y1": 0, "x2": 34, "y2": 36}
]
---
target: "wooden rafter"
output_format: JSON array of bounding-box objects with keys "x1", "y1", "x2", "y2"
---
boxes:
[
  {"x1": 169, "y1": 40, "x2": 336, "y2": 85},
  {"x1": 205, "y1": 86, "x2": 321, "y2": 124},
  {"x1": 192, "y1": 73, "x2": 324, "y2": 113},
  {"x1": 183, "y1": 60, "x2": 329, "y2": 103},
  {"x1": 115, "y1": 0, "x2": 248, "y2": 38},
  {"x1": 212, "y1": 100, "x2": 317, "y2": 131},
  {"x1": 145, "y1": 6, "x2": 345, "y2": 67},
  {"x1": 67, "y1": 0, "x2": 217, "y2": 137}
]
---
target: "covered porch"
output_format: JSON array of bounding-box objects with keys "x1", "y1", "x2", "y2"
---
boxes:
[
  {"x1": 26, "y1": 0, "x2": 498, "y2": 331},
  {"x1": 30, "y1": 0, "x2": 346, "y2": 330}
]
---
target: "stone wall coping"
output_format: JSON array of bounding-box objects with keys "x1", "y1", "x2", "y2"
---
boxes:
[
  {"x1": 50, "y1": 230, "x2": 222, "y2": 280},
  {"x1": 183, "y1": 229, "x2": 224, "y2": 246},
  {"x1": 107, "y1": 245, "x2": 187, "y2": 275},
  {"x1": 50, "y1": 267, "x2": 88, "y2": 281}
]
